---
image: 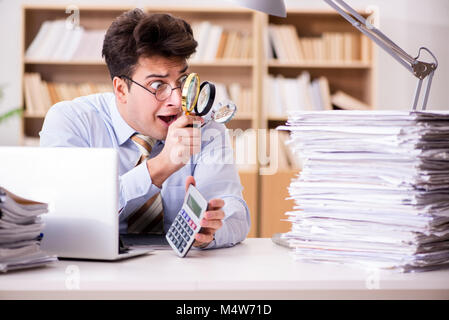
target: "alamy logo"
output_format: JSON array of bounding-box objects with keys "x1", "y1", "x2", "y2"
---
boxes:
[
  {"x1": 65, "y1": 5, "x2": 80, "y2": 30},
  {"x1": 365, "y1": 268, "x2": 380, "y2": 290},
  {"x1": 65, "y1": 264, "x2": 80, "y2": 290}
]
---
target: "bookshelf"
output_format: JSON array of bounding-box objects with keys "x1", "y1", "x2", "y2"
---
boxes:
[
  {"x1": 21, "y1": 4, "x2": 261, "y2": 237},
  {"x1": 262, "y1": 9, "x2": 377, "y2": 124},
  {"x1": 20, "y1": 5, "x2": 377, "y2": 238},
  {"x1": 21, "y1": 5, "x2": 128, "y2": 140}
]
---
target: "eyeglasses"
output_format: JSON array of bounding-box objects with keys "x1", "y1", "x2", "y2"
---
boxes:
[{"x1": 120, "y1": 75, "x2": 186, "y2": 102}]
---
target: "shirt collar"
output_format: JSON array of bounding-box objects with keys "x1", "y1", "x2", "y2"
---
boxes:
[
  {"x1": 110, "y1": 97, "x2": 137, "y2": 146},
  {"x1": 110, "y1": 97, "x2": 166, "y2": 147}
]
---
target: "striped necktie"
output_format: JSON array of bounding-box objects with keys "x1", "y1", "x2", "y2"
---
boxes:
[{"x1": 127, "y1": 134, "x2": 164, "y2": 234}]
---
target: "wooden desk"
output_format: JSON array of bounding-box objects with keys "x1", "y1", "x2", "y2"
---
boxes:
[{"x1": 1, "y1": 239, "x2": 448, "y2": 299}]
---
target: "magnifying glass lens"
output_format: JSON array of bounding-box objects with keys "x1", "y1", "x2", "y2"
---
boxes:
[
  {"x1": 213, "y1": 102, "x2": 237, "y2": 124},
  {"x1": 197, "y1": 85, "x2": 210, "y2": 113},
  {"x1": 186, "y1": 79, "x2": 198, "y2": 110},
  {"x1": 182, "y1": 73, "x2": 200, "y2": 114},
  {"x1": 195, "y1": 82, "x2": 215, "y2": 116}
]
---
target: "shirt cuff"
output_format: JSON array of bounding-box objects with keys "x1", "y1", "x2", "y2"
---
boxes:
[
  {"x1": 196, "y1": 196, "x2": 249, "y2": 250},
  {"x1": 196, "y1": 236, "x2": 216, "y2": 250}
]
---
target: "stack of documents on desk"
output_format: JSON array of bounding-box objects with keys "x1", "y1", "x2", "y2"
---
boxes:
[
  {"x1": 0, "y1": 187, "x2": 57, "y2": 272},
  {"x1": 278, "y1": 110, "x2": 449, "y2": 272}
]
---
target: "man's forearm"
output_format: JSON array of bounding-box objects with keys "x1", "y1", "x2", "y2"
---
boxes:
[
  {"x1": 146, "y1": 153, "x2": 181, "y2": 188},
  {"x1": 118, "y1": 161, "x2": 162, "y2": 219},
  {"x1": 209, "y1": 197, "x2": 250, "y2": 249}
]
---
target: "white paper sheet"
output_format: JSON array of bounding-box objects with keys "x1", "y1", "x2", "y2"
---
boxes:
[{"x1": 280, "y1": 110, "x2": 449, "y2": 272}]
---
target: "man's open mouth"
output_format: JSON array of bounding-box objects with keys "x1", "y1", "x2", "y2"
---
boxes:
[{"x1": 158, "y1": 115, "x2": 178, "y2": 126}]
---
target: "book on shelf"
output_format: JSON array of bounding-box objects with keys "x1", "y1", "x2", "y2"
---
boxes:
[
  {"x1": 240, "y1": 32, "x2": 253, "y2": 61},
  {"x1": 309, "y1": 79, "x2": 323, "y2": 111},
  {"x1": 331, "y1": 90, "x2": 371, "y2": 110},
  {"x1": 23, "y1": 72, "x2": 252, "y2": 119},
  {"x1": 230, "y1": 129, "x2": 257, "y2": 171},
  {"x1": 212, "y1": 82, "x2": 252, "y2": 118},
  {"x1": 258, "y1": 130, "x2": 302, "y2": 172},
  {"x1": 265, "y1": 72, "x2": 332, "y2": 117},
  {"x1": 267, "y1": 23, "x2": 368, "y2": 64},
  {"x1": 25, "y1": 19, "x2": 106, "y2": 61},
  {"x1": 190, "y1": 21, "x2": 253, "y2": 62},
  {"x1": 26, "y1": 18, "x2": 255, "y2": 63},
  {"x1": 203, "y1": 25, "x2": 223, "y2": 61},
  {"x1": 222, "y1": 31, "x2": 238, "y2": 60},
  {"x1": 72, "y1": 29, "x2": 105, "y2": 61},
  {"x1": 266, "y1": 74, "x2": 283, "y2": 118},
  {"x1": 23, "y1": 72, "x2": 112, "y2": 117},
  {"x1": 191, "y1": 21, "x2": 212, "y2": 62},
  {"x1": 215, "y1": 31, "x2": 229, "y2": 59},
  {"x1": 268, "y1": 25, "x2": 287, "y2": 62},
  {"x1": 278, "y1": 130, "x2": 302, "y2": 170},
  {"x1": 23, "y1": 73, "x2": 47, "y2": 116},
  {"x1": 228, "y1": 83, "x2": 252, "y2": 118},
  {"x1": 298, "y1": 37, "x2": 316, "y2": 62},
  {"x1": 286, "y1": 25, "x2": 304, "y2": 62},
  {"x1": 361, "y1": 34, "x2": 371, "y2": 63},
  {"x1": 265, "y1": 71, "x2": 372, "y2": 118},
  {"x1": 296, "y1": 72, "x2": 313, "y2": 112},
  {"x1": 316, "y1": 77, "x2": 332, "y2": 111},
  {"x1": 268, "y1": 130, "x2": 289, "y2": 171},
  {"x1": 231, "y1": 128, "x2": 302, "y2": 172},
  {"x1": 263, "y1": 26, "x2": 274, "y2": 61}
]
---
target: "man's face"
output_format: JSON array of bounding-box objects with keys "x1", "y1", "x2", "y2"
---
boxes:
[{"x1": 118, "y1": 55, "x2": 188, "y2": 140}]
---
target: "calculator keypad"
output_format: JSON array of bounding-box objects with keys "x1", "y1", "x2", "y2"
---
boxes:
[{"x1": 167, "y1": 209, "x2": 196, "y2": 253}]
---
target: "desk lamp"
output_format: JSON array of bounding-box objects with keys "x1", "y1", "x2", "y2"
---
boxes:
[{"x1": 228, "y1": 0, "x2": 438, "y2": 111}]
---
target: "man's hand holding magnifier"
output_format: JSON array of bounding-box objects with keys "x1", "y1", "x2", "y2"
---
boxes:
[{"x1": 148, "y1": 114, "x2": 204, "y2": 188}]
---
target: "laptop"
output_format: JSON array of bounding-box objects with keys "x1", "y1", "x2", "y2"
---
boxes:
[{"x1": 0, "y1": 146, "x2": 151, "y2": 260}]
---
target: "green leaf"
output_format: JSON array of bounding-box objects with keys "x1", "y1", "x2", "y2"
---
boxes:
[
  {"x1": 0, "y1": 85, "x2": 22, "y2": 124},
  {"x1": 0, "y1": 108, "x2": 22, "y2": 124}
]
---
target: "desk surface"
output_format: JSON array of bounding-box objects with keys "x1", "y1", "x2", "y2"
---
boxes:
[{"x1": 1, "y1": 238, "x2": 449, "y2": 299}]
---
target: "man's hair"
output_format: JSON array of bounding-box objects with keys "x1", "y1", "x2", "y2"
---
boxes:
[{"x1": 102, "y1": 9, "x2": 197, "y2": 85}]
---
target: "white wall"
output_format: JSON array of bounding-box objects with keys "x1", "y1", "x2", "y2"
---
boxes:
[{"x1": 0, "y1": 0, "x2": 448, "y2": 145}]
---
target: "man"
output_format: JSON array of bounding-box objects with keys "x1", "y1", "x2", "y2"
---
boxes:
[{"x1": 40, "y1": 9, "x2": 250, "y2": 249}]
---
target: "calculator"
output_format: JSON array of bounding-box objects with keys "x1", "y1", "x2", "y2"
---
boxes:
[{"x1": 166, "y1": 184, "x2": 208, "y2": 257}]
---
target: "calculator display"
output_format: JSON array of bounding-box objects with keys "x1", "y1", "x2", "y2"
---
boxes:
[{"x1": 187, "y1": 194, "x2": 202, "y2": 218}]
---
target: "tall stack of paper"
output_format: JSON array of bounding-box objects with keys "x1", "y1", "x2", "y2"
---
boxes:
[
  {"x1": 278, "y1": 110, "x2": 449, "y2": 272},
  {"x1": 0, "y1": 187, "x2": 57, "y2": 272}
]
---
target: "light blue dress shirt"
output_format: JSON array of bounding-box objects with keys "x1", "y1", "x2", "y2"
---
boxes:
[{"x1": 39, "y1": 92, "x2": 250, "y2": 249}]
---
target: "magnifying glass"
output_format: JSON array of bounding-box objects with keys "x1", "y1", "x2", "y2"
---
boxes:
[
  {"x1": 181, "y1": 72, "x2": 237, "y2": 124},
  {"x1": 211, "y1": 101, "x2": 237, "y2": 124},
  {"x1": 181, "y1": 73, "x2": 200, "y2": 116},
  {"x1": 195, "y1": 82, "x2": 215, "y2": 117}
]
